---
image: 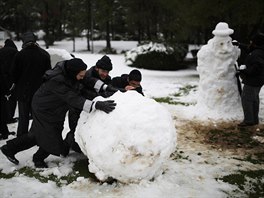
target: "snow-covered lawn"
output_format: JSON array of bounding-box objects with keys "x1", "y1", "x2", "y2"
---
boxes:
[{"x1": 0, "y1": 39, "x2": 263, "y2": 197}]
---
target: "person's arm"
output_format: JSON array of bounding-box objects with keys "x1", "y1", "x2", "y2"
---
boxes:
[
  {"x1": 49, "y1": 79, "x2": 116, "y2": 113},
  {"x1": 240, "y1": 54, "x2": 264, "y2": 76}
]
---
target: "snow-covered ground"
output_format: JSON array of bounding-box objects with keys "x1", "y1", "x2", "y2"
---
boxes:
[{"x1": 0, "y1": 38, "x2": 263, "y2": 197}]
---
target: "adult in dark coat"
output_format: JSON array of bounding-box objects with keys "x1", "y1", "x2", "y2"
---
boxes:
[
  {"x1": 0, "y1": 39, "x2": 18, "y2": 139},
  {"x1": 11, "y1": 32, "x2": 51, "y2": 136},
  {"x1": 237, "y1": 33, "x2": 264, "y2": 126},
  {"x1": 66, "y1": 55, "x2": 118, "y2": 153},
  {"x1": 110, "y1": 69, "x2": 144, "y2": 96},
  {"x1": 1, "y1": 58, "x2": 116, "y2": 168}
]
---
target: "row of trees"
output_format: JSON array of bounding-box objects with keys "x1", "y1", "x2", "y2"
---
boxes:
[{"x1": 1, "y1": 0, "x2": 264, "y2": 51}]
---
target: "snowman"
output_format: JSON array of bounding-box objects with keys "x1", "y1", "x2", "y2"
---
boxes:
[{"x1": 196, "y1": 22, "x2": 242, "y2": 119}]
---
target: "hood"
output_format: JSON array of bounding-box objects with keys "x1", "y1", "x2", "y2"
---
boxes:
[
  {"x1": 4, "y1": 39, "x2": 17, "y2": 50},
  {"x1": 43, "y1": 61, "x2": 66, "y2": 81}
]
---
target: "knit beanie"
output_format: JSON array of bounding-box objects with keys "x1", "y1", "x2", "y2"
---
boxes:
[
  {"x1": 128, "y1": 69, "x2": 142, "y2": 82},
  {"x1": 22, "y1": 32, "x2": 37, "y2": 48},
  {"x1": 95, "y1": 55, "x2": 113, "y2": 71},
  {"x1": 65, "y1": 58, "x2": 87, "y2": 79},
  {"x1": 4, "y1": 39, "x2": 17, "y2": 50}
]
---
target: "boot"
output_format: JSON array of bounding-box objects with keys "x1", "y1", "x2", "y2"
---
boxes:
[
  {"x1": 33, "y1": 159, "x2": 48, "y2": 168},
  {"x1": 1, "y1": 145, "x2": 19, "y2": 165}
]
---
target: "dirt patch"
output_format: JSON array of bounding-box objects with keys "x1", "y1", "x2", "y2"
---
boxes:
[{"x1": 175, "y1": 119, "x2": 264, "y2": 163}]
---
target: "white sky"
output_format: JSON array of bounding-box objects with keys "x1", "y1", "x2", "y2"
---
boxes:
[{"x1": 0, "y1": 38, "x2": 263, "y2": 198}]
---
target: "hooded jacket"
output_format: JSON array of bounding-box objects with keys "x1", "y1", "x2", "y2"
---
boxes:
[
  {"x1": 30, "y1": 61, "x2": 92, "y2": 156},
  {"x1": 111, "y1": 74, "x2": 144, "y2": 95}
]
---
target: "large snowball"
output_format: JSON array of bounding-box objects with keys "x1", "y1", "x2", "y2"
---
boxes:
[{"x1": 75, "y1": 91, "x2": 176, "y2": 183}]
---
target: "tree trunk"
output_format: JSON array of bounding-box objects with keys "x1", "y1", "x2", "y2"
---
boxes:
[{"x1": 106, "y1": 20, "x2": 111, "y2": 50}]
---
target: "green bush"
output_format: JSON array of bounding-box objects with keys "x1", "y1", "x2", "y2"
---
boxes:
[
  {"x1": 131, "y1": 51, "x2": 187, "y2": 70},
  {"x1": 125, "y1": 42, "x2": 188, "y2": 70}
]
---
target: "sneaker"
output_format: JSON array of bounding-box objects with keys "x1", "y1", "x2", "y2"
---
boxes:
[
  {"x1": 33, "y1": 160, "x2": 48, "y2": 168},
  {"x1": 1, "y1": 145, "x2": 19, "y2": 165}
]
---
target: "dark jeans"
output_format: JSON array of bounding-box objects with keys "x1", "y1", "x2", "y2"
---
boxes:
[
  {"x1": 241, "y1": 84, "x2": 261, "y2": 124},
  {"x1": 17, "y1": 100, "x2": 32, "y2": 136},
  {"x1": 6, "y1": 132, "x2": 50, "y2": 162}
]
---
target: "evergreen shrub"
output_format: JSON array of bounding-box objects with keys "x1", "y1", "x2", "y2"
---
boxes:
[{"x1": 125, "y1": 42, "x2": 188, "y2": 70}]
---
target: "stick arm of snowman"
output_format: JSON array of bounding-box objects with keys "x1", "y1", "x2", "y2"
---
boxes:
[{"x1": 234, "y1": 62, "x2": 242, "y2": 96}]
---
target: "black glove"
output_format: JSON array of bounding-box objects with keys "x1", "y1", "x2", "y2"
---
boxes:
[
  {"x1": 95, "y1": 100, "x2": 116, "y2": 113},
  {"x1": 106, "y1": 85, "x2": 126, "y2": 93},
  {"x1": 106, "y1": 85, "x2": 119, "y2": 92},
  {"x1": 232, "y1": 40, "x2": 240, "y2": 46},
  {"x1": 118, "y1": 88, "x2": 126, "y2": 93}
]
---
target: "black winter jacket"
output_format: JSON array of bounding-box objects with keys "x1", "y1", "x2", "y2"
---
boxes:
[
  {"x1": 81, "y1": 66, "x2": 112, "y2": 100},
  {"x1": 11, "y1": 44, "x2": 51, "y2": 101},
  {"x1": 0, "y1": 42, "x2": 18, "y2": 95},
  {"x1": 111, "y1": 74, "x2": 144, "y2": 95},
  {"x1": 30, "y1": 61, "x2": 91, "y2": 156},
  {"x1": 240, "y1": 46, "x2": 264, "y2": 87}
]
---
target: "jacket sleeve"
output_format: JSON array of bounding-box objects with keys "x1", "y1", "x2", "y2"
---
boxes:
[
  {"x1": 48, "y1": 79, "x2": 93, "y2": 113},
  {"x1": 82, "y1": 75, "x2": 106, "y2": 93},
  {"x1": 242, "y1": 53, "x2": 264, "y2": 76}
]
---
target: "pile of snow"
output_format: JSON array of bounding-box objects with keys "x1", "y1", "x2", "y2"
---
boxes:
[
  {"x1": 195, "y1": 22, "x2": 242, "y2": 120},
  {"x1": 46, "y1": 48, "x2": 73, "y2": 68},
  {"x1": 125, "y1": 42, "x2": 172, "y2": 65},
  {"x1": 75, "y1": 91, "x2": 177, "y2": 183}
]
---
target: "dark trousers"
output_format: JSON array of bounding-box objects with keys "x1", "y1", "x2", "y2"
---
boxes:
[
  {"x1": 241, "y1": 84, "x2": 261, "y2": 124},
  {"x1": 17, "y1": 100, "x2": 32, "y2": 136},
  {"x1": 66, "y1": 108, "x2": 82, "y2": 153},
  {"x1": 0, "y1": 95, "x2": 9, "y2": 137},
  {"x1": 6, "y1": 95, "x2": 17, "y2": 121},
  {"x1": 68, "y1": 108, "x2": 82, "y2": 132},
  {"x1": 6, "y1": 132, "x2": 50, "y2": 162}
]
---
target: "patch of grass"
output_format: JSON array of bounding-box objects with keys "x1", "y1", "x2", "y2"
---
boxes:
[
  {"x1": 181, "y1": 121, "x2": 264, "y2": 163},
  {"x1": 173, "y1": 85, "x2": 197, "y2": 97},
  {"x1": 0, "y1": 158, "x2": 97, "y2": 187},
  {"x1": 153, "y1": 97, "x2": 190, "y2": 106},
  {"x1": 153, "y1": 84, "x2": 197, "y2": 106},
  {"x1": 0, "y1": 171, "x2": 16, "y2": 179},
  {"x1": 218, "y1": 170, "x2": 264, "y2": 197}
]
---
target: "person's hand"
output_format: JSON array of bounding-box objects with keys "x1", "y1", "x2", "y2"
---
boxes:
[
  {"x1": 106, "y1": 85, "x2": 119, "y2": 92},
  {"x1": 95, "y1": 100, "x2": 116, "y2": 113},
  {"x1": 106, "y1": 85, "x2": 126, "y2": 93},
  {"x1": 125, "y1": 85, "x2": 135, "y2": 91},
  {"x1": 232, "y1": 40, "x2": 240, "y2": 46}
]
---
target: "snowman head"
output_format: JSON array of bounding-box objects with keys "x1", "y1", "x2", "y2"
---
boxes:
[
  {"x1": 211, "y1": 36, "x2": 233, "y2": 58},
  {"x1": 210, "y1": 22, "x2": 235, "y2": 58}
]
